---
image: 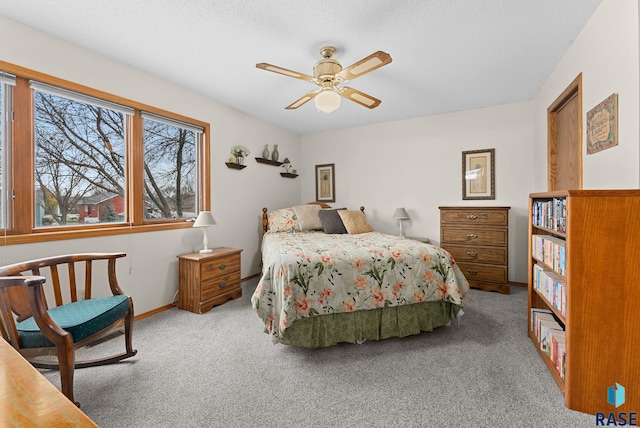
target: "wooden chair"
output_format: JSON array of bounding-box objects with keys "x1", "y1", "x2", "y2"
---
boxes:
[{"x1": 0, "y1": 253, "x2": 137, "y2": 405}]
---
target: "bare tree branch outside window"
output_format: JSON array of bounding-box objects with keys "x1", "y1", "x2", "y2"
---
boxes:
[{"x1": 33, "y1": 90, "x2": 197, "y2": 227}]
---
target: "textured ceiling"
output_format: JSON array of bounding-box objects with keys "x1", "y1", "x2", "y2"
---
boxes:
[{"x1": 0, "y1": 0, "x2": 603, "y2": 135}]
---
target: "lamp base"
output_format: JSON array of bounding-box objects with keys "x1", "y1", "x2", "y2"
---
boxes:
[{"x1": 199, "y1": 249, "x2": 213, "y2": 254}]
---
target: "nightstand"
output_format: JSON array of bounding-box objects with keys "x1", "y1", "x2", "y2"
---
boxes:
[{"x1": 177, "y1": 247, "x2": 242, "y2": 314}]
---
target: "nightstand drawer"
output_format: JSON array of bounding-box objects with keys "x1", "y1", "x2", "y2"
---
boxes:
[
  {"x1": 201, "y1": 255, "x2": 240, "y2": 281},
  {"x1": 442, "y1": 244, "x2": 507, "y2": 265},
  {"x1": 441, "y1": 228, "x2": 507, "y2": 246},
  {"x1": 457, "y1": 262, "x2": 507, "y2": 283},
  {"x1": 201, "y1": 272, "x2": 241, "y2": 301},
  {"x1": 440, "y1": 209, "x2": 508, "y2": 226}
]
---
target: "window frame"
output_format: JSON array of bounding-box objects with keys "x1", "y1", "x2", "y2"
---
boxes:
[{"x1": 1, "y1": 60, "x2": 210, "y2": 245}]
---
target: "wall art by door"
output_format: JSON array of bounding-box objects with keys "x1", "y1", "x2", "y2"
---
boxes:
[{"x1": 587, "y1": 93, "x2": 618, "y2": 154}]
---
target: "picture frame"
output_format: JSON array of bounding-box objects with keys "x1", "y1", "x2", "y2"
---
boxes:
[
  {"x1": 462, "y1": 149, "x2": 495, "y2": 200},
  {"x1": 315, "y1": 163, "x2": 335, "y2": 202}
]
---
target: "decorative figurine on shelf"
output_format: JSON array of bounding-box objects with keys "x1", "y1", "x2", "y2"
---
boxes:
[
  {"x1": 231, "y1": 145, "x2": 250, "y2": 165},
  {"x1": 282, "y1": 158, "x2": 292, "y2": 173},
  {"x1": 271, "y1": 144, "x2": 279, "y2": 162},
  {"x1": 262, "y1": 144, "x2": 270, "y2": 159}
]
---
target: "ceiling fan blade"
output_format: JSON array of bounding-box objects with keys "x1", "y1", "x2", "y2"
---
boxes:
[
  {"x1": 337, "y1": 87, "x2": 382, "y2": 109},
  {"x1": 285, "y1": 89, "x2": 321, "y2": 110},
  {"x1": 256, "y1": 63, "x2": 316, "y2": 83},
  {"x1": 335, "y1": 51, "x2": 392, "y2": 83}
]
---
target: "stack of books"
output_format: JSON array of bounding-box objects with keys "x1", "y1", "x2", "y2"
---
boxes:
[
  {"x1": 531, "y1": 308, "x2": 566, "y2": 378},
  {"x1": 532, "y1": 263, "x2": 566, "y2": 317}
]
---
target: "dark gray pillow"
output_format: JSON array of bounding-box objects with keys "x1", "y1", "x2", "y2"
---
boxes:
[{"x1": 318, "y1": 208, "x2": 347, "y2": 234}]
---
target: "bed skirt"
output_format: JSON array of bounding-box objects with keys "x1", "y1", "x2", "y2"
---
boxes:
[{"x1": 277, "y1": 300, "x2": 461, "y2": 348}]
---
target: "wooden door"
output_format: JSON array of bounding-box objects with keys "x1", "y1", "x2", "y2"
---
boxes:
[{"x1": 547, "y1": 74, "x2": 582, "y2": 191}]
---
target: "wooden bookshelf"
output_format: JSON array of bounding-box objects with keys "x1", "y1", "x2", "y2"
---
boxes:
[{"x1": 528, "y1": 190, "x2": 640, "y2": 415}]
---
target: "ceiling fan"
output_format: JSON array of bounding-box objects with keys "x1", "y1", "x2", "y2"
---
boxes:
[{"x1": 256, "y1": 46, "x2": 392, "y2": 113}]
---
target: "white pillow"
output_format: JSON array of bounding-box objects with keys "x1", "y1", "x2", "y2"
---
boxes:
[{"x1": 292, "y1": 204, "x2": 323, "y2": 231}]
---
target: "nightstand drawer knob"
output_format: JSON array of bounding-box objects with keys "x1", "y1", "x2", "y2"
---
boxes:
[
  {"x1": 219, "y1": 281, "x2": 227, "y2": 288},
  {"x1": 467, "y1": 270, "x2": 478, "y2": 275},
  {"x1": 466, "y1": 233, "x2": 478, "y2": 239},
  {"x1": 467, "y1": 214, "x2": 478, "y2": 220},
  {"x1": 466, "y1": 251, "x2": 477, "y2": 257},
  {"x1": 219, "y1": 264, "x2": 226, "y2": 270}
]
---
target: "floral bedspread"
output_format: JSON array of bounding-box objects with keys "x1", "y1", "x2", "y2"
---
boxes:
[{"x1": 251, "y1": 231, "x2": 469, "y2": 342}]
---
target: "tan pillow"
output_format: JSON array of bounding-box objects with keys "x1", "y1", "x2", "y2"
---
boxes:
[
  {"x1": 338, "y1": 210, "x2": 374, "y2": 234},
  {"x1": 292, "y1": 204, "x2": 323, "y2": 231}
]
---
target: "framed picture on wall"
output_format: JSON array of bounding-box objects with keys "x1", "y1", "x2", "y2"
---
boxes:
[
  {"x1": 462, "y1": 149, "x2": 495, "y2": 200},
  {"x1": 315, "y1": 164, "x2": 335, "y2": 202}
]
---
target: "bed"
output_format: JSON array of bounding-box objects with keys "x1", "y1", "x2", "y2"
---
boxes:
[{"x1": 251, "y1": 203, "x2": 470, "y2": 348}]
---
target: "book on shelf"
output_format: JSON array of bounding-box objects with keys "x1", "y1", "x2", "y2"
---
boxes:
[
  {"x1": 539, "y1": 319, "x2": 563, "y2": 354},
  {"x1": 531, "y1": 197, "x2": 567, "y2": 232},
  {"x1": 550, "y1": 330, "x2": 566, "y2": 376},
  {"x1": 531, "y1": 235, "x2": 566, "y2": 275},
  {"x1": 532, "y1": 263, "x2": 566, "y2": 317}
]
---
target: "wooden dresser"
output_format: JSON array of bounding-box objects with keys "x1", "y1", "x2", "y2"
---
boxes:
[
  {"x1": 178, "y1": 247, "x2": 242, "y2": 314},
  {"x1": 439, "y1": 206, "x2": 510, "y2": 294}
]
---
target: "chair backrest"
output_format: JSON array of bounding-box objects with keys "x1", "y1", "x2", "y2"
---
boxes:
[
  {"x1": 0, "y1": 253, "x2": 126, "y2": 329},
  {"x1": 0, "y1": 276, "x2": 47, "y2": 347}
]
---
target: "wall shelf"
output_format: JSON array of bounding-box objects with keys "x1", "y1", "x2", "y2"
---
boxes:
[
  {"x1": 225, "y1": 162, "x2": 246, "y2": 170},
  {"x1": 280, "y1": 173, "x2": 298, "y2": 178},
  {"x1": 255, "y1": 157, "x2": 282, "y2": 166}
]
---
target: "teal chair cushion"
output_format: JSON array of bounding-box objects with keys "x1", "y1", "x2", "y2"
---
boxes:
[{"x1": 17, "y1": 295, "x2": 130, "y2": 348}]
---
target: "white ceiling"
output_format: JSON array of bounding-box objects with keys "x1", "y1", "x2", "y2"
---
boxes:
[{"x1": 0, "y1": 0, "x2": 603, "y2": 135}]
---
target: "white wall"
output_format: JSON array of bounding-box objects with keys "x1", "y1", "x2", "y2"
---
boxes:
[
  {"x1": 300, "y1": 101, "x2": 535, "y2": 283},
  {"x1": 533, "y1": 0, "x2": 640, "y2": 189},
  {"x1": 0, "y1": 17, "x2": 302, "y2": 314}
]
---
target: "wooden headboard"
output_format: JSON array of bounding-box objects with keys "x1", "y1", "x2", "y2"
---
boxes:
[{"x1": 261, "y1": 202, "x2": 365, "y2": 235}]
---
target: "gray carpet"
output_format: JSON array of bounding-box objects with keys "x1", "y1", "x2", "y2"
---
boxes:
[{"x1": 43, "y1": 280, "x2": 594, "y2": 427}]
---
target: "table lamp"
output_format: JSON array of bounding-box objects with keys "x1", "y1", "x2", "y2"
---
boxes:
[
  {"x1": 393, "y1": 208, "x2": 410, "y2": 237},
  {"x1": 193, "y1": 211, "x2": 216, "y2": 254}
]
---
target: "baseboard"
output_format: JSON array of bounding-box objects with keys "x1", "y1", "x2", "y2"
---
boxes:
[
  {"x1": 509, "y1": 281, "x2": 527, "y2": 287},
  {"x1": 135, "y1": 274, "x2": 262, "y2": 321}
]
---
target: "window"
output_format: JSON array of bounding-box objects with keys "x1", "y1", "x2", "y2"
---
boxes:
[
  {"x1": 0, "y1": 72, "x2": 15, "y2": 230},
  {"x1": 142, "y1": 113, "x2": 200, "y2": 221},
  {"x1": 0, "y1": 63, "x2": 210, "y2": 244},
  {"x1": 32, "y1": 84, "x2": 129, "y2": 227}
]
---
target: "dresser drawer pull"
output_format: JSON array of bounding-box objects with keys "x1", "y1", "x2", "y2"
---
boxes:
[
  {"x1": 466, "y1": 214, "x2": 478, "y2": 220},
  {"x1": 219, "y1": 264, "x2": 227, "y2": 270},
  {"x1": 466, "y1": 233, "x2": 477, "y2": 239},
  {"x1": 466, "y1": 251, "x2": 477, "y2": 257},
  {"x1": 467, "y1": 270, "x2": 478, "y2": 275},
  {"x1": 219, "y1": 281, "x2": 227, "y2": 288}
]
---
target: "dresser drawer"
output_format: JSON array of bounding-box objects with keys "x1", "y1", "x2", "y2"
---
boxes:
[
  {"x1": 441, "y1": 228, "x2": 507, "y2": 246},
  {"x1": 457, "y1": 262, "x2": 507, "y2": 283},
  {"x1": 201, "y1": 255, "x2": 240, "y2": 281},
  {"x1": 440, "y1": 209, "x2": 508, "y2": 226},
  {"x1": 201, "y1": 271, "x2": 241, "y2": 301},
  {"x1": 443, "y1": 244, "x2": 507, "y2": 265}
]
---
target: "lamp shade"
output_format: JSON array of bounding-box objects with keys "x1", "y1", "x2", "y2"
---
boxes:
[
  {"x1": 393, "y1": 208, "x2": 410, "y2": 220},
  {"x1": 315, "y1": 89, "x2": 341, "y2": 113},
  {"x1": 193, "y1": 211, "x2": 216, "y2": 228}
]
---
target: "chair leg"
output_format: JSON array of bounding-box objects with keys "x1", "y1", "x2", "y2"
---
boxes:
[
  {"x1": 124, "y1": 298, "x2": 135, "y2": 355},
  {"x1": 57, "y1": 335, "x2": 76, "y2": 405}
]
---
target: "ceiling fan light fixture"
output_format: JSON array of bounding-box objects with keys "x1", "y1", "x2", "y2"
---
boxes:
[{"x1": 315, "y1": 88, "x2": 341, "y2": 113}]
